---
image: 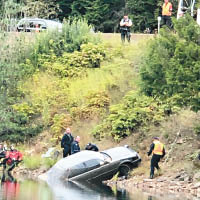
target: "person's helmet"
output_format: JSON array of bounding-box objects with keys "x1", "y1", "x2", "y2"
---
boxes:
[{"x1": 153, "y1": 137, "x2": 159, "y2": 140}]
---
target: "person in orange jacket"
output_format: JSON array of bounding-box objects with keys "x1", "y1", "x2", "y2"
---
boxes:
[
  {"x1": 147, "y1": 137, "x2": 165, "y2": 179},
  {"x1": 162, "y1": 0, "x2": 173, "y2": 28}
]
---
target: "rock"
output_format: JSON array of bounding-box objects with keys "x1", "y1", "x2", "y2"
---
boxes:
[
  {"x1": 143, "y1": 179, "x2": 153, "y2": 182},
  {"x1": 194, "y1": 172, "x2": 200, "y2": 180},
  {"x1": 197, "y1": 188, "x2": 200, "y2": 198},
  {"x1": 179, "y1": 177, "x2": 184, "y2": 181},
  {"x1": 176, "y1": 138, "x2": 183, "y2": 144},
  {"x1": 192, "y1": 182, "x2": 200, "y2": 189}
]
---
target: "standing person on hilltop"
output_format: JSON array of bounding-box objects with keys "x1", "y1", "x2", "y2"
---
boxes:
[
  {"x1": 61, "y1": 127, "x2": 74, "y2": 158},
  {"x1": 147, "y1": 137, "x2": 165, "y2": 179},
  {"x1": 162, "y1": 0, "x2": 173, "y2": 28},
  {"x1": 120, "y1": 15, "x2": 132, "y2": 43},
  {"x1": 71, "y1": 136, "x2": 81, "y2": 155}
]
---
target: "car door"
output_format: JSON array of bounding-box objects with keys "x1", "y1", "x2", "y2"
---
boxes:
[{"x1": 67, "y1": 162, "x2": 87, "y2": 179}]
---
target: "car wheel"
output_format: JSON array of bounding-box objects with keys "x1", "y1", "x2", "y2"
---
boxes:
[{"x1": 119, "y1": 164, "x2": 130, "y2": 177}]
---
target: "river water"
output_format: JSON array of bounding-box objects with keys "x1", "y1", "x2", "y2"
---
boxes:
[{"x1": 0, "y1": 177, "x2": 198, "y2": 200}]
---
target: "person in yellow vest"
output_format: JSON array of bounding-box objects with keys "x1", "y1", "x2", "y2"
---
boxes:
[
  {"x1": 147, "y1": 137, "x2": 165, "y2": 179},
  {"x1": 162, "y1": 0, "x2": 173, "y2": 28}
]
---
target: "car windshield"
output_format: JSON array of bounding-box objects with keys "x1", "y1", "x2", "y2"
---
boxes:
[{"x1": 100, "y1": 152, "x2": 112, "y2": 163}]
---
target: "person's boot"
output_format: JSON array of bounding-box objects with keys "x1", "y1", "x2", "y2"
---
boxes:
[{"x1": 150, "y1": 174, "x2": 154, "y2": 179}]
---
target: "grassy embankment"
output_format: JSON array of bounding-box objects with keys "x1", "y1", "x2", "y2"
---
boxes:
[
  {"x1": 18, "y1": 33, "x2": 200, "y2": 179},
  {"x1": 20, "y1": 33, "x2": 152, "y2": 171}
]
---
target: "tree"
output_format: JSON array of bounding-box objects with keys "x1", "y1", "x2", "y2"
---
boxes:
[
  {"x1": 140, "y1": 15, "x2": 200, "y2": 111},
  {"x1": 85, "y1": 0, "x2": 109, "y2": 31},
  {"x1": 21, "y1": 0, "x2": 60, "y2": 19}
]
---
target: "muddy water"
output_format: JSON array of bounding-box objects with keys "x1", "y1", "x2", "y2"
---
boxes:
[{"x1": 0, "y1": 179, "x2": 198, "y2": 200}]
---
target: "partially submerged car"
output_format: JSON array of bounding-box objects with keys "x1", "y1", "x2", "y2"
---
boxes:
[
  {"x1": 16, "y1": 18, "x2": 62, "y2": 32},
  {"x1": 45, "y1": 146, "x2": 141, "y2": 183}
]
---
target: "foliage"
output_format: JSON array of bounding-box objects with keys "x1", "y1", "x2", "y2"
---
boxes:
[
  {"x1": 92, "y1": 91, "x2": 171, "y2": 141},
  {"x1": 70, "y1": 91, "x2": 110, "y2": 121},
  {"x1": 40, "y1": 43, "x2": 106, "y2": 78},
  {"x1": 126, "y1": 0, "x2": 159, "y2": 32},
  {"x1": 0, "y1": 17, "x2": 100, "y2": 143},
  {"x1": 32, "y1": 18, "x2": 100, "y2": 62},
  {"x1": 23, "y1": 154, "x2": 57, "y2": 170},
  {"x1": 51, "y1": 113, "x2": 72, "y2": 137},
  {"x1": 56, "y1": 0, "x2": 179, "y2": 32},
  {"x1": 194, "y1": 125, "x2": 200, "y2": 136},
  {"x1": 21, "y1": 0, "x2": 60, "y2": 19},
  {"x1": 23, "y1": 154, "x2": 42, "y2": 170},
  {"x1": 0, "y1": 32, "x2": 43, "y2": 143},
  {"x1": 140, "y1": 15, "x2": 200, "y2": 111}
]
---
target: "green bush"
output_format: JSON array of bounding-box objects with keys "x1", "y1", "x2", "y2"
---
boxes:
[
  {"x1": 40, "y1": 43, "x2": 106, "y2": 78},
  {"x1": 194, "y1": 125, "x2": 200, "y2": 136},
  {"x1": 140, "y1": 15, "x2": 200, "y2": 112},
  {"x1": 23, "y1": 155, "x2": 42, "y2": 170},
  {"x1": 71, "y1": 91, "x2": 110, "y2": 120},
  {"x1": 23, "y1": 155, "x2": 57, "y2": 170},
  {"x1": 92, "y1": 91, "x2": 168, "y2": 141},
  {"x1": 33, "y1": 18, "x2": 100, "y2": 61}
]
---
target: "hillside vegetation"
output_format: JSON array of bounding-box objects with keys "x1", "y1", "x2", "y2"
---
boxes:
[{"x1": 0, "y1": 15, "x2": 200, "y2": 175}]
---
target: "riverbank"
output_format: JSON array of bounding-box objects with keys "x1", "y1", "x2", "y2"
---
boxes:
[{"x1": 107, "y1": 169, "x2": 200, "y2": 199}]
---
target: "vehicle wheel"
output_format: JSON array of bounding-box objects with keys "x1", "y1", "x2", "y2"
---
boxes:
[{"x1": 119, "y1": 164, "x2": 130, "y2": 177}]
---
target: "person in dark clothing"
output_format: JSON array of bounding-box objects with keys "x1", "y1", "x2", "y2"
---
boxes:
[
  {"x1": 61, "y1": 128, "x2": 74, "y2": 158},
  {"x1": 85, "y1": 143, "x2": 99, "y2": 152},
  {"x1": 147, "y1": 137, "x2": 165, "y2": 179},
  {"x1": 0, "y1": 144, "x2": 6, "y2": 162},
  {"x1": 71, "y1": 136, "x2": 80, "y2": 155}
]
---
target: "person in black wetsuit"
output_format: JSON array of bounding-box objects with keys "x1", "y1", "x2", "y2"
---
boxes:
[{"x1": 85, "y1": 143, "x2": 99, "y2": 152}]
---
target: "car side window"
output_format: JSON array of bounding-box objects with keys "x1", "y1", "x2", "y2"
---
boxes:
[
  {"x1": 84, "y1": 159, "x2": 102, "y2": 172},
  {"x1": 68, "y1": 162, "x2": 87, "y2": 178}
]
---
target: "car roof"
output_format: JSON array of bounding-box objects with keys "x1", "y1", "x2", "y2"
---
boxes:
[
  {"x1": 53, "y1": 150, "x2": 103, "y2": 170},
  {"x1": 18, "y1": 18, "x2": 62, "y2": 26},
  {"x1": 102, "y1": 146, "x2": 138, "y2": 161}
]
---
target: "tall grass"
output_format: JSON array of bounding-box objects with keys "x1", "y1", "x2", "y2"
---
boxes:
[{"x1": 23, "y1": 154, "x2": 57, "y2": 170}]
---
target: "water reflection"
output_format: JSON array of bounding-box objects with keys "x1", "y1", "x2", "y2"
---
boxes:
[
  {"x1": 47, "y1": 179, "x2": 132, "y2": 200},
  {"x1": 1, "y1": 180, "x2": 20, "y2": 200},
  {"x1": 0, "y1": 173, "x2": 198, "y2": 200}
]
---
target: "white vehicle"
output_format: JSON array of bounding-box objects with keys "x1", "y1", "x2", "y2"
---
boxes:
[{"x1": 16, "y1": 18, "x2": 62, "y2": 32}]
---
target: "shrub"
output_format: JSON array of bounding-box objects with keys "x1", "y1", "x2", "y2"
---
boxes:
[
  {"x1": 140, "y1": 15, "x2": 200, "y2": 112},
  {"x1": 51, "y1": 113, "x2": 72, "y2": 137},
  {"x1": 92, "y1": 91, "x2": 168, "y2": 141},
  {"x1": 71, "y1": 91, "x2": 110, "y2": 120},
  {"x1": 40, "y1": 43, "x2": 106, "y2": 78},
  {"x1": 33, "y1": 18, "x2": 100, "y2": 62},
  {"x1": 23, "y1": 154, "x2": 42, "y2": 170},
  {"x1": 194, "y1": 125, "x2": 200, "y2": 136}
]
